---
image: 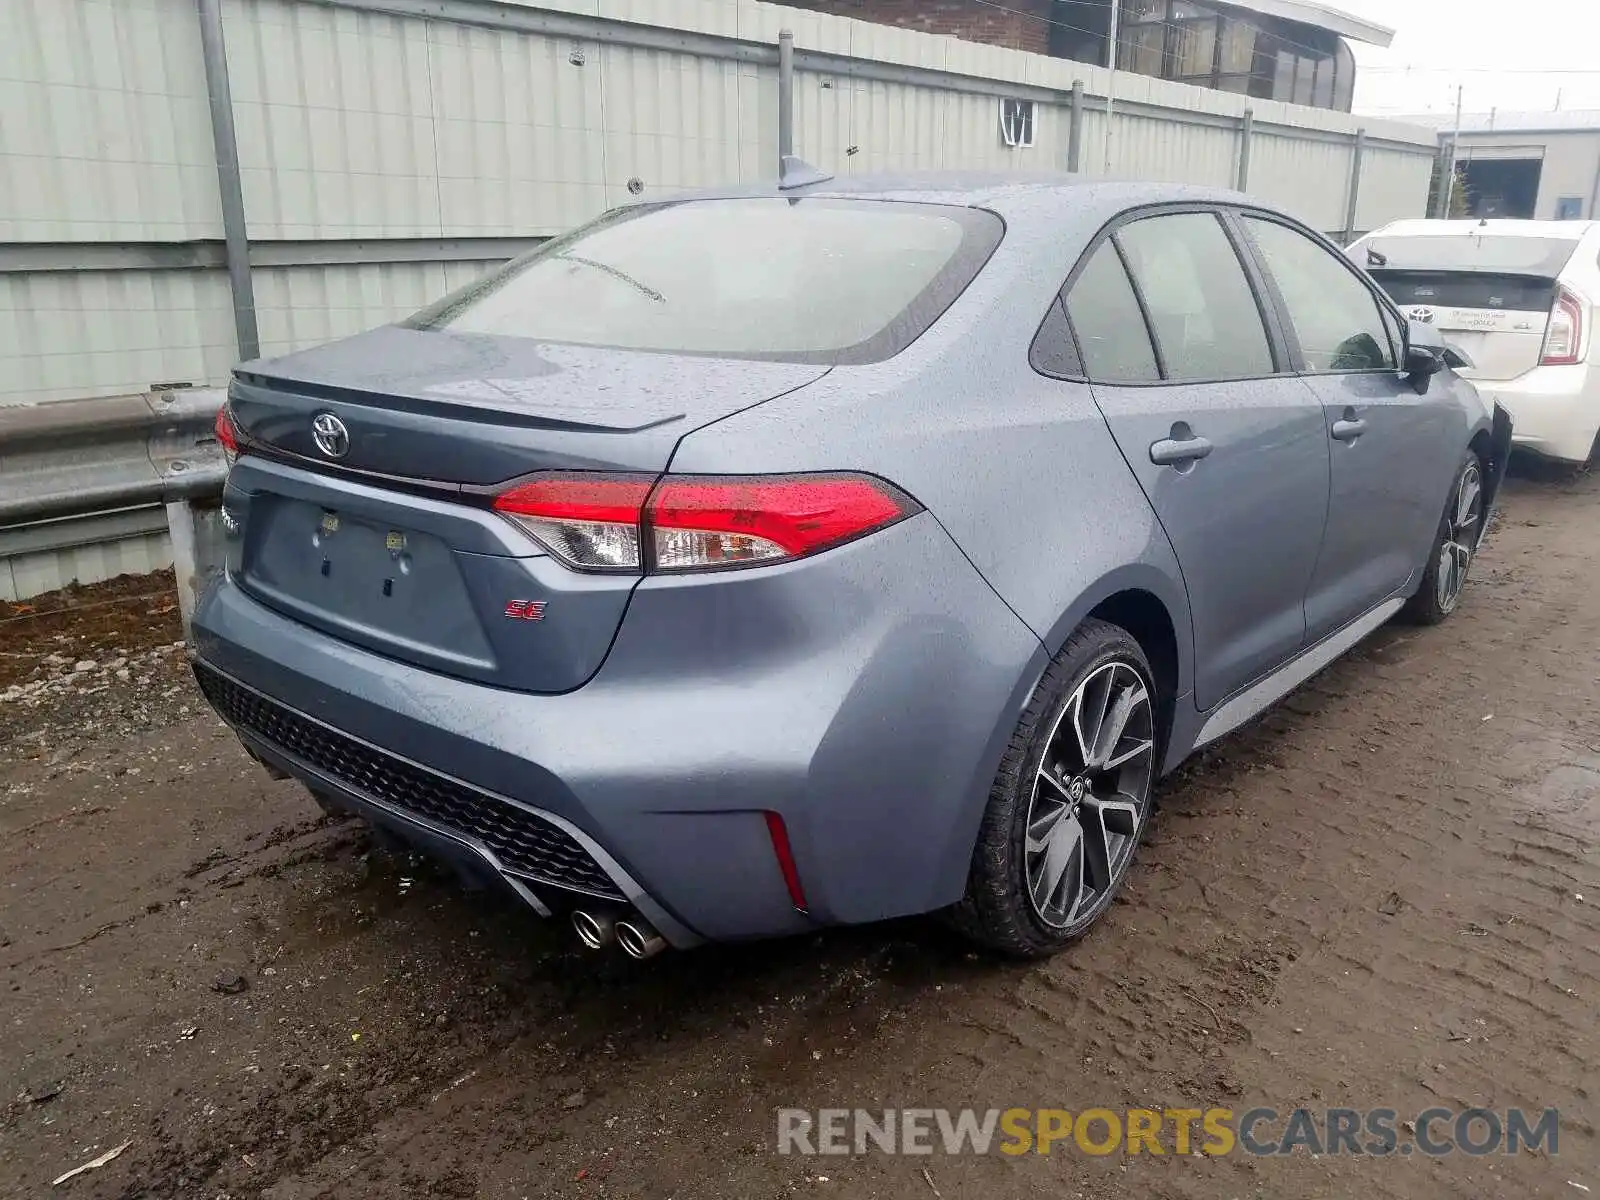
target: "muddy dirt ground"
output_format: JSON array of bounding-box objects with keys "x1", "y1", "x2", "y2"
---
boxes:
[{"x1": 2, "y1": 469, "x2": 1596, "y2": 1199}]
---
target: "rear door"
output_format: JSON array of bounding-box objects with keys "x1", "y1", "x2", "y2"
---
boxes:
[
  {"x1": 1240, "y1": 213, "x2": 1460, "y2": 640},
  {"x1": 1068, "y1": 209, "x2": 1330, "y2": 709}
]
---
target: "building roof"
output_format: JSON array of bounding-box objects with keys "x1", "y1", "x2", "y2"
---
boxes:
[
  {"x1": 1215, "y1": 0, "x2": 1394, "y2": 47},
  {"x1": 1401, "y1": 110, "x2": 1600, "y2": 136}
]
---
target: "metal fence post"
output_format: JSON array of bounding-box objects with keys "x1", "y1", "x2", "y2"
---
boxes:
[
  {"x1": 1068, "y1": 81, "x2": 1084, "y2": 173},
  {"x1": 778, "y1": 29, "x2": 795, "y2": 171},
  {"x1": 1342, "y1": 128, "x2": 1367, "y2": 245},
  {"x1": 1235, "y1": 108, "x2": 1253, "y2": 192},
  {"x1": 196, "y1": 0, "x2": 259, "y2": 362},
  {"x1": 1435, "y1": 137, "x2": 1458, "y2": 218},
  {"x1": 167, "y1": 499, "x2": 229, "y2": 636}
]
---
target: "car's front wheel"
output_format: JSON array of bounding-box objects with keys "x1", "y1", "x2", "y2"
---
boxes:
[
  {"x1": 950, "y1": 618, "x2": 1158, "y2": 958},
  {"x1": 1403, "y1": 451, "x2": 1484, "y2": 625}
]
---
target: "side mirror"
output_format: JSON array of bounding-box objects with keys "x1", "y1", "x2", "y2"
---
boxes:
[
  {"x1": 1404, "y1": 317, "x2": 1447, "y2": 389},
  {"x1": 1405, "y1": 342, "x2": 1444, "y2": 380}
]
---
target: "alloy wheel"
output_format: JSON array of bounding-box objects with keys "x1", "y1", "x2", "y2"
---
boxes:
[
  {"x1": 1024, "y1": 661, "x2": 1155, "y2": 930},
  {"x1": 1436, "y1": 461, "x2": 1483, "y2": 613}
]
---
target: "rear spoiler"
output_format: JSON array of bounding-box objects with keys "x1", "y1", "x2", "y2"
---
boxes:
[{"x1": 1475, "y1": 403, "x2": 1515, "y2": 552}]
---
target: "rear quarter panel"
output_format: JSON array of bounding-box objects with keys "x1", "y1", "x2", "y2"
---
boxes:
[{"x1": 669, "y1": 198, "x2": 1196, "y2": 787}]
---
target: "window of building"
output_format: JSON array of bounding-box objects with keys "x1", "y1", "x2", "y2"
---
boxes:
[
  {"x1": 1121, "y1": 21, "x2": 1166, "y2": 75},
  {"x1": 1000, "y1": 98, "x2": 1036, "y2": 147},
  {"x1": 1115, "y1": 213, "x2": 1275, "y2": 381},
  {"x1": 1169, "y1": 1, "x2": 1219, "y2": 83},
  {"x1": 1243, "y1": 216, "x2": 1395, "y2": 372},
  {"x1": 1111, "y1": 0, "x2": 1350, "y2": 112},
  {"x1": 1556, "y1": 196, "x2": 1585, "y2": 220}
]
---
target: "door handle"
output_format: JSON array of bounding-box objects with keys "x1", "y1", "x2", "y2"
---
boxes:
[
  {"x1": 1149, "y1": 434, "x2": 1214, "y2": 466},
  {"x1": 1331, "y1": 418, "x2": 1367, "y2": 442}
]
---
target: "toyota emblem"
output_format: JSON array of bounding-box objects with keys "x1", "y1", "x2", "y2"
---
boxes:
[
  {"x1": 311, "y1": 412, "x2": 350, "y2": 459},
  {"x1": 1409, "y1": 306, "x2": 1436, "y2": 325}
]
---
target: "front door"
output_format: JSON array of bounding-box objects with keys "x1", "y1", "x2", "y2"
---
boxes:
[
  {"x1": 1065, "y1": 211, "x2": 1331, "y2": 710},
  {"x1": 1238, "y1": 214, "x2": 1461, "y2": 641}
]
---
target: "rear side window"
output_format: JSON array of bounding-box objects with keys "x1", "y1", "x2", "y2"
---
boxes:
[
  {"x1": 1065, "y1": 242, "x2": 1160, "y2": 383},
  {"x1": 403, "y1": 198, "x2": 1002, "y2": 364},
  {"x1": 1116, "y1": 213, "x2": 1275, "y2": 382},
  {"x1": 1245, "y1": 216, "x2": 1396, "y2": 372}
]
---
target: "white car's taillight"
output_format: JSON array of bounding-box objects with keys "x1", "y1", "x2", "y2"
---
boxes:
[
  {"x1": 493, "y1": 472, "x2": 919, "y2": 574},
  {"x1": 1540, "y1": 287, "x2": 1585, "y2": 366}
]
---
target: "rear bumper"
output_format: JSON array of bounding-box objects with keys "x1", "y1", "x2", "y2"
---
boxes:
[
  {"x1": 1471, "y1": 365, "x2": 1598, "y2": 463},
  {"x1": 190, "y1": 511, "x2": 1043, "y2": 945}
]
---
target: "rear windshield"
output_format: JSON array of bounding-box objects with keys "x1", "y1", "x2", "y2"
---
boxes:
[
  {"x1": 1357, "y1": 234, "x2": 1580, "y2": 277},
  {"x1": 1369, "y1": 270, "x2": 1558, "y2": 313},
  {"x1": 404, "y1": 198, "x2": 1003, "y2": 363}
]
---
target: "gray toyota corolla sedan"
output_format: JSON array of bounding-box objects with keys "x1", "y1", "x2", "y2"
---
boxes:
[{"x1": 192, "y1": 172, "x2": 1512, "y2": 960}]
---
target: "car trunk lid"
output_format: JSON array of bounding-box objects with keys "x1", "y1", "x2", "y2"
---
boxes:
[
  {"x1": 230, "y1": 324, "x2": 829, "y2": 483},
  {"x1": 224, "y1": 326, "x2": 829, "y2": 693}
]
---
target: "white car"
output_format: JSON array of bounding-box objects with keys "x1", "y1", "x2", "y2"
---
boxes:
[{"x1": 1350, "y1": 219, "x2": 1600, "y2": 464}]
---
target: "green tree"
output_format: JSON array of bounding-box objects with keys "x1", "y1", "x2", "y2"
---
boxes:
[{"x1": 1427, "y1": 160, "x2": 1471, "y2": 218}]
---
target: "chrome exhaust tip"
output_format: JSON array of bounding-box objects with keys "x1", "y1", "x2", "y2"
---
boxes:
[
  {"x1": 615, "y1": 918, "x2": 667, "y2": 960},
  {"x1": 571, "y1": 908, "x2": 617, "y2": 950}
]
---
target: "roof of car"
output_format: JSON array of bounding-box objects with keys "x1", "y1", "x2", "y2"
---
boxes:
[{"x1": 657, "y1": 170, "x2": 1253, "y2": 212}]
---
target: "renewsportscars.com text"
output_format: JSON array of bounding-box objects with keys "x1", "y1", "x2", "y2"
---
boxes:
[{"x1": 776, "y1": 1106, "x2": 1560, "y2": 1158}]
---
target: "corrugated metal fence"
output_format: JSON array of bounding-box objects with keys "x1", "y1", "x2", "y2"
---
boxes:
[{"x1": 1, "y1": 0, "x2": 1440, "y2": 596}]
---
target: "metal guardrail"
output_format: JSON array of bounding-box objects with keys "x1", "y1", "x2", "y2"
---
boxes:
[
  {"x1": 0, "y1": 388, "x2": 228, "y2": 527},
  {"x1": 1, "y1": 388, "x2": 230, "y2": 613}
]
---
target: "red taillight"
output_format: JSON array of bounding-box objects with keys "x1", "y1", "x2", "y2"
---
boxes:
[
  {"x1": 492, "y1": 472, "x2": 918, "y2": 574},
  {"x1": 493, "y1": 474, "x2": 653, "y2": 571},
  {"x1": 764, "y1": 811, "x2": 809, "y2": 913},
  {"x1": 649, "y1": 475, "x2": 914, "y2": 570},
  {"x1": 214, "y1": 405, "x2": 240, "y2": 466},
  {"x1": 1541, "y1": 287, "x2": 1585, "y2": 366}
]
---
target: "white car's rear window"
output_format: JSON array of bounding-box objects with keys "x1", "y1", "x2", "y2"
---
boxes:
[
  {"x1": 1369, "y1": 271, "x2": 1558, "y2": 312},
  {"x1": 1358, "y1": 232, "x2": 1581, "y2": 312}
]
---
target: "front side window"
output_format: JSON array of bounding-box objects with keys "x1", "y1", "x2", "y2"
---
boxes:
[
  {"x1": 405, "y1": 198, "x2": 1001, "y2": 363},
  {"x1": 1115, "y1": 212, "x2": 1275, "y2": 381},
  {"x1": 1244, "y1": 216, "x2": 1396, "y2": 372}
]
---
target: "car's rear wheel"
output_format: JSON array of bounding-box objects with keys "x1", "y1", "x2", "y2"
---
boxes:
[
  {"x1": 950, "y1": 619, "x2": 1157, "y2": 958},
  {"x1": 1402, "y1": 451, "x2": 1483, "y2": 626}
]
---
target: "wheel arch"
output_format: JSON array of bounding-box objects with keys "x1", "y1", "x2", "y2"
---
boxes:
[
  {"x1": 1469, "y1": 426, "x2": 1492, "y2": 469},
  {"x1": 1037, "y1": 564, "x2": 1193, "y2": 711},
  {"x1": 1087, "y1": 589, "x2": 1181, "y2": 765}
]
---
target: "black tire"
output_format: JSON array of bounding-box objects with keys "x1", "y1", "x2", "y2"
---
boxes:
[
  {"x1": 948, "y1": 618, "x2": 1159, "y2": 959},
  {"x1": 1401, "y1": 450, "x2": 1484, "y2": 626}
]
